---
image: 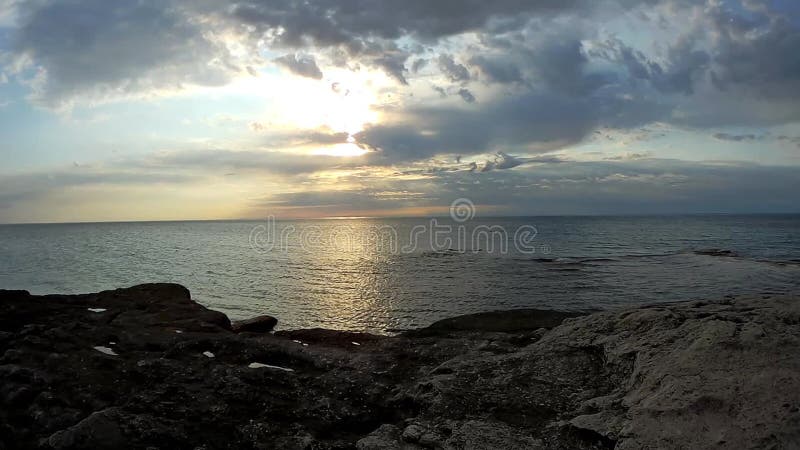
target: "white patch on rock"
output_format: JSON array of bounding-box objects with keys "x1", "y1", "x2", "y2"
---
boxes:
[
  {"x1": 248, "y1": 362, "x2": 294, "y2": 372},
  {"x1": 202, "y1": 351, "x2": 215, "y2": 358},
  {"x1": 93, "y1": 346, "x2": 117, "y2": 356},
  {"x1": 352, "y1": 342, "x2": 361, "y2": 346},
  {"x1": 87, "y1": 308, "x2": 107, "y2": 313},
  {"x1": 174, "y1": 330, "x2": 183, "y2": 334}
]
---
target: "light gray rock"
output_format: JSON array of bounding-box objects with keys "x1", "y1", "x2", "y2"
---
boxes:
[{"x1": 535, "y1": 296, "x2": 800, "y2": 449}]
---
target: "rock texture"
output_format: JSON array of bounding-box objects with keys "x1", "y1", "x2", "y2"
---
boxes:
[
  {"x1": 1, "y1": 284, "x2": 798, "y2": 449},
  {"x1": 231, "y1": 315, "x2": 278, "y2": 333}
]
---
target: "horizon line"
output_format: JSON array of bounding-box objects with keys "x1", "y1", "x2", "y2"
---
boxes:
[{"x1": 2, "y1": 211, "x2": 799, "y2": 226}]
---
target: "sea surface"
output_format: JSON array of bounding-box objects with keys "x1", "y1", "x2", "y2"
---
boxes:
[{"x1": 1, "y1": 215, "x2": 799, "y2": 333}]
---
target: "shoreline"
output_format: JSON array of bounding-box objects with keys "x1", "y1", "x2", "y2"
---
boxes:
[{"x1": 1, "y1": 284, "x2": 798, "y2": 449}]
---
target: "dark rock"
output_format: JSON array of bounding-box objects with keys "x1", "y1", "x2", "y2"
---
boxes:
[
  {"x1": 0, "y1": 289, "x2": 31, "y2": 301},
  {"x1": 47, "y1": 408, "x2": 127, "y2": 450},
  {"x1": 0, "y1": 284, "x2": 796, "y2": 450},
  {"x1": 405, "y1": 308, "x2": 586, "y2": 337},
  {"x1": 231, "y1": 315, "x2": 278, "y2": 333},
  {"x1": 356, "y1": 424, "x2": 403, "y2": 450},
  {"x1": 275, "y1": 328, "x2": 384, "y2": 346}
]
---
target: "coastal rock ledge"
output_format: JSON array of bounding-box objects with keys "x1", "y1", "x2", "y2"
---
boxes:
[{"x1": 1, "y1": 284, "x2": 798, "y2": 449}]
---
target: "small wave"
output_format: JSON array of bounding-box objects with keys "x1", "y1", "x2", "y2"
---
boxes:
[
  {"x1": 616, "y1": 252, "x2": 683, "y2": 259},
  {"x1": 546, "y1": 267, "x2": 583, "y2": 272},
  {"x1": 755, "y1": 258, "x2": 800, "y2": 268},
  {"x1": 576, "y1": 257, "x2": 619, "y2": 263},
  {"x1": 692, "y1": 248, "x2": 739, "y2": 257},
  {"x1": 527, "y1": 256, "x2": 621, "y2": 265},
  {"x1": 419, "y1": 249, "x2": 465, "y2": 258}
]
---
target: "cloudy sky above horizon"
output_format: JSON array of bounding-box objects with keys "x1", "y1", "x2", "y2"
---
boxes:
[{"x1": 0, "y1": 0, "x2": 799, "y2": 223}]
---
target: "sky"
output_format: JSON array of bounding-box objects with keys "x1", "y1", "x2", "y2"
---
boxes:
[{"x1": 0, "y1": 0, "x2": 799, "y2": 223}]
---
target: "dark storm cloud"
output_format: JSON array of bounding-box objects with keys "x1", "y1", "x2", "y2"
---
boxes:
[
  {"x1": 355, "y1": 78, "x2": 666, "y2": 162},
  {"x1": 528, "y1": 33, "x2": 611, "y2": 95},
  {"x1": 3, "y1": 0, "x2": 680, "y2": 105},
  {"x1": 3, "y1": 0, "x2": 799, "y2": 152},
  {"x1": 273, "y1": 53, "x2": 323, "y2": 79},
  {"x1": 226, "y1": 0, "x2": 594, "y2": 47},
  {"x1": 708, "y1": 2, "x2": 800, "y2": 99},
  {"x1": 220, "y1": 0, "x2": 615, "y2": 82},
  {"x1": 10, "y1": 0, "x2": 240, "y2": 107}
]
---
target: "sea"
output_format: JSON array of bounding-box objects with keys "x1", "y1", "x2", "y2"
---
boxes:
[{"x1": 1, "y1": 215, "x2": 799, "y2": 333}]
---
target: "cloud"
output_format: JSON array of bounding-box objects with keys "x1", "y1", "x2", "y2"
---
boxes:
[
  {"x1": 273, "y1": 53, "x2": 323, "y2": 79},
  {"x1": 250, "y1": 158, "x2": 800, "y2": 216},
  {"x1": 5, "y1": 0, "x2": 799, "y2": 133},
  {"x1": 411, "y1": 58, "x2": 428, "y2": 73},
  {"x1": 2, "y1": 0, "x2": 800, "y2": 222},
  {"x1": 473, "y1": 152, "x2": 565, "y2": 172},
  {"x1": 135, "y1": 149, "x2": 363, "y2": 176},
  {"x1": 777, "y1": 135, "x2": 800, "y2": 147},
  {"x1": 468, "y1": 55, "x2": 523, "y2": 84},
  {"x1": 0, "y1": 167, "x2": 198, "y2": 211},
  {"x1": 712, "y1": 132, "x2": 761, "y2": 142},
  {"x1": 708, "y1": 2, "x2": 800, "y2": 100},
  {"x1": 356, "y1": 87, "x2": 665, "y2": 162},
  {"x1": 9, "y1": 0, "x2": 245, "y2": 108},
  {"x1": 592, "y1": 35, "x2": 710, "y2": 95},
  {"x1": 370, "y1": 47, "x2": 410, "y2": 84},
  {"x1": 457, "y1": 88, "x2": 476, "y2": 103},
  {"x1": 3, "y1": 146, "x2": 800, "y2": 222},
  {"x1": 225, "y1": 0, "x2": 600, "y2": 48},
  {"x1": 437, "y1": 54, "x2": 470, "y2": 82}
]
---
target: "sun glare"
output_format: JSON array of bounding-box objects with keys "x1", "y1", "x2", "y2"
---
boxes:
[{"x1": 231, "y1": 66, "x2": 385, "y2": 137}]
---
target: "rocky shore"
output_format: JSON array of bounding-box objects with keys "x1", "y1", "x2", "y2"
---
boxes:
[{"x1": 1, "y1": 284, "x2": 798, "y2": 449}]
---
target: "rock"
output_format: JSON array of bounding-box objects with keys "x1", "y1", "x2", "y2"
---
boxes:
[
  {"x1": 405, "y1": 308, "x2": 587, "y2": 337},
  {"x1": 47, "y1": 408, "x2": 127, "y2": 449},
  {"x1": 444, "y1": 420, "x2": 544, "y2": 450},
  {"x1": 401, "y1": 423, "x2": 425, "y2": 442},
  {"x1": 274, "y1": 328, "x2": 384, "y2": 346},
  {"x1": 0, "y1": 284, "x2": 798, "y2": 450},
  {"x1": 231, "y1": 315, "x2": 278, "y2": 333},
  {"x1": 356, "y1": 424, "x2": 403, "y2": 450}
]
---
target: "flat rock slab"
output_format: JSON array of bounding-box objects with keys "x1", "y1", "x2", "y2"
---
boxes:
[{"x1": 231, "y1": 315, "x2": 278, "y2": 333}]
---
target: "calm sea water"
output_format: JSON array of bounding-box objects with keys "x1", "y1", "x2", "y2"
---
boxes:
[{"x1": 1, "y1": 215, "x2": 799, "y2": 332}]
